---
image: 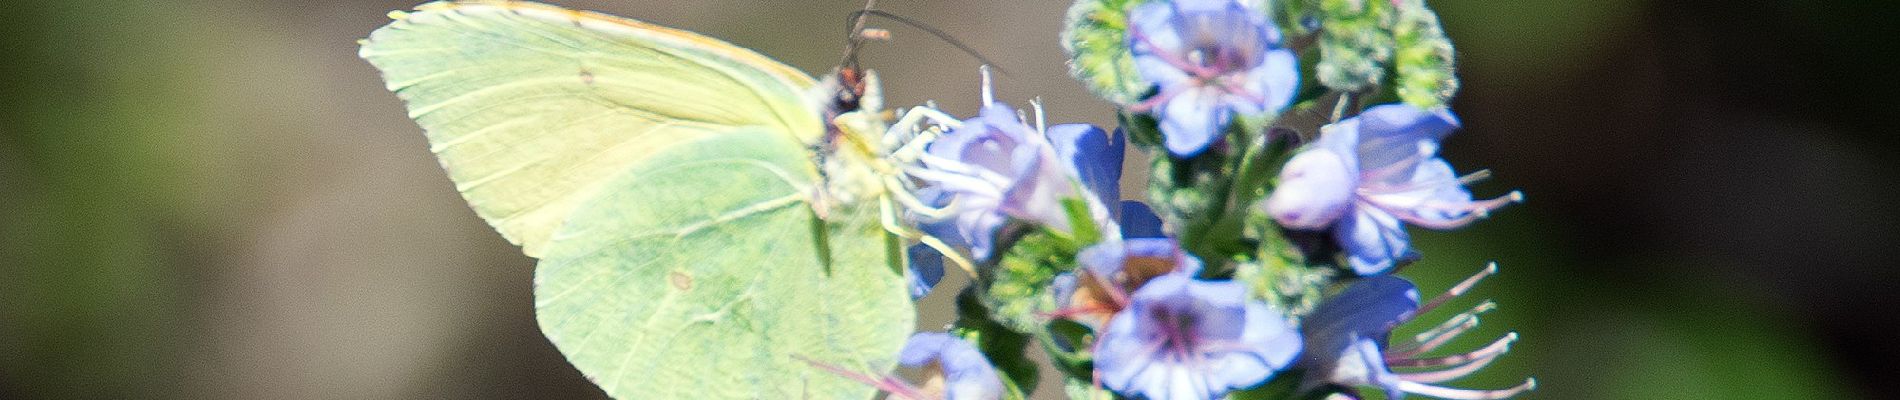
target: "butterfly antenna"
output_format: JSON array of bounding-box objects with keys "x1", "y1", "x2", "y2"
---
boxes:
[
  {"x1": 844, "y1": 8, "x2": 1013, "y2": 78},
  {"x1": 838, "y1": 0, "x2": 879, "y2": 71}
]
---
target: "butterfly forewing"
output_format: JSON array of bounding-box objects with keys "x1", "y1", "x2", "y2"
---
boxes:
[{"x1": 360, "y1": 0, "x2": 826, "y2": 257}]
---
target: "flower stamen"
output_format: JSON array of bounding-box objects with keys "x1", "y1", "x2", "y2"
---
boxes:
[
  {"x1": 1391, "y1": 300, "x2": 1496, "y2": 358},
  {"x1": 1394, "y1": 378, "x2": 1538, "y2": 400},
  {"x1": 1391, "y1": 333, "x2": 1516, "y2": 382},
  {"x1": 1417, "y1": 263, "x2": 1497, "y2": 315}
]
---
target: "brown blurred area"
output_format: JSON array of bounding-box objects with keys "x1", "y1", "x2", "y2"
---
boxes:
[{"x1": 1, "y1": 0, "x2": 1894, "y2": 399}]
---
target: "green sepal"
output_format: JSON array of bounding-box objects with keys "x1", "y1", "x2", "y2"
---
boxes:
[
  {"x1": 962, "y1": 268, "x2": 1097, "y2": 399},
  {"x1": 1149, "y1": 148, "x2": 1235, "y2": 267},
  {"x1": 1287, "y1": 82, "x2": 1334, "y2": 115},
  {"x1": 1312, "y1": 0, "x2": 1397, "y2": 92},
  {"x1": 1232, "y1": 134, "x2": 1337, "y2": 318},
  {"x1": 1150, "y1": 115, "x2": 1299, "y2": 277},
  {"x1": 1392, "y1": 0, "x2": 1459, "y2": 108},
  {"x1": 1275, "y1": 0, "x2": 1321, "y2": 38},
  {"x1": 980, "y1": 226, "x2": 1081, "y2": 334},
  {"x1": 1063, "y1": 0, "x2": 1153, "y2": 105},
  {"x1": 954, "y1": 288, "x2": 1038, "y2": 399},
  {"x1": 1062, "y1": 197, "x2": 1106, "y2": 246},
  {"x1": 1227, "y1": 122, "x2": 1293, "y2": 221},
  {"x1": 978, "y1": 191, "x2": 1116, "y2": 334},
  {"x1": 1236, "y1": 214, "x2": 1338, "y2": 318},
  {"x1": 1228, "y1": 368, "x2": 1325, "y2": 400},
  {"x1": 1040, "y1": 318, "x2": 1099, "y2": 378},
  {"x1": 1066, "y1": 378, "x2": 1114, "y2": 400},
  {"x1": 1119, "y1": 111, "x2": 1165, "y2": 151}
]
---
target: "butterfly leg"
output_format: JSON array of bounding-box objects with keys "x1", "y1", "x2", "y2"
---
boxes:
[
  {"x1": 870, "y1": 104, "x2": 986, "y2": 277},
  {"x1": 881, "y1": 105, "x2": 965, "y2": 154},
  {"x1": 882, "y1": 112, "x2": 969, "y2": 177},
  {"x1": 880, "y1": 195, "x2": 977, "y2": 277},
  {"x1": 882, "y1": 175, "x2": 958, "y2": 220}
]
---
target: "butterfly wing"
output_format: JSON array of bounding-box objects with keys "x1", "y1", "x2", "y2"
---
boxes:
[
  {"x1": 359, "y1": 0, "x2": 825, "y2": 257},
  {"x1": 363, "y1": 3, "x2": 914, "y2": 399},
  {"x1": 533, "y1": 129, "x2": 911, "y2": 400}
]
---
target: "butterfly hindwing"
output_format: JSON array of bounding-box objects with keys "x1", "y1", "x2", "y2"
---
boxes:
[{"x1": 533, "y1": 128, "x2": 911, "y2": 400}]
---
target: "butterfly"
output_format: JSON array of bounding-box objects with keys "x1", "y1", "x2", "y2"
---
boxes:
[{"x1": 358, "y1": 1, "x2": 968, "y2": 398}]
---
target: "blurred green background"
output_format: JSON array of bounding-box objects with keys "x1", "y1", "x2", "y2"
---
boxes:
[{"x1": 3, "y1": 0, "x2": 1895, "y2": 398}]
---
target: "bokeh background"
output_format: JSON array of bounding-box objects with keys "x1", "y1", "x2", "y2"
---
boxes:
[{"x1": 3, "y1": 0, "x2": 1896, "y2": 398}]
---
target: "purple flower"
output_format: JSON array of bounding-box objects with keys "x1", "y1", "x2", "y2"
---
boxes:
[
  {"x1": 1053, "y1": 237, "x2": 1201, "y2": 327},
  {"x1": 1050, "y1": 125, "x2": 1127, "y2": 214},
  {"x1": 907, "y1": 200, "x2": 1157, "y2": 301},
  {"x1": 898, "y1": 332, "x2": 1005, "y2": 400},
  {"x1": 906, "y1": 243, "x2": 947, "y2": 299},
  {"x1": 1128, "y1": 0, "x2": 1299, "y2": 156},
  {"x1": 1079, "y1": 238, "x2": 1200, "y2": 287},
  {"x1": 910, "y1": 104, "x2": 1122, "y2": 259},
  {"x1": 1119, "y1": 200, "x2": 1166, "y2": 239},
  {"x1": 1094, "y1": 272, "x2": 1302, "y2": 400},
  {"x1": 1263, "y1": 104, "x2": 1522, "y2": 274},
  {"x1": 905, "y1": 110, "x2": 1130, "y2": 298},
  {"x1": 1298, "y1": 266, "x2": 1535, "y2": 399}
]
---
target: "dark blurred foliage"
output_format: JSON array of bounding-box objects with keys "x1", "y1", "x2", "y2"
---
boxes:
[
  {"x1": 0, "y1": 0, "x2": 1893, "y2": 399},
  {"x1": 1434, "y1": 0, "x2": 1900, "y2": 397}
]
